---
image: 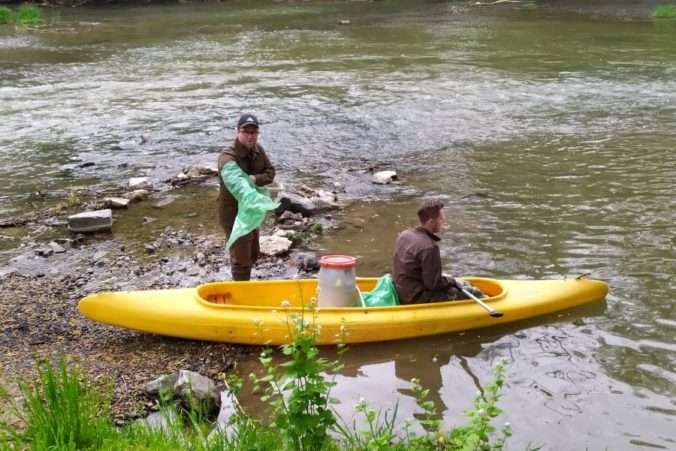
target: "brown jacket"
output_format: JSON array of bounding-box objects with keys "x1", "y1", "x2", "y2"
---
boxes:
[
  {"x1": 392, "y1": 226, "x2": 457, "y2": 304},
  {"x1": 217, "y1": 139, "x2": 275, "y2": 231}
]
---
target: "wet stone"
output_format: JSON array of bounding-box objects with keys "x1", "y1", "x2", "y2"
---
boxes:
[
  {"x1": 124, "y1": 189, "x2": 149, "y2": 203},
  {"x1": 48, "y1": 242, "x2": 67, "y2": 254},
  {"x1": 68, "y1": 209, "x2": 113, "y2": 233},
  {"x1": 154, "y1": 196, "x2": 176, "y2": 208},
  {"x1": 92, "y1": 251, "x2": 108, "y2": 262},
  {"x1": 128, "y1": 177, "x2": 153, "y2": 190},
  {"x1": 103, "y1": 197, "x2": 130, "y2": 209},
  {"x1": 186, "y1": 267, "x2": 200, "y2": 277},
  {"x1": 35, "y1": 245, "x2": 54, "y2": 257},
  {"x1": 372, "y1": 170, "x2": 398, "y2": 184}
]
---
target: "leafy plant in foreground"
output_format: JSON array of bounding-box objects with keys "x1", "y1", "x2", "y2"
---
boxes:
[
  {"x1": 250, "y1": 300, "x2": 347, "y2": 450},
  {"x1": 445, "y1": 358, "x2": 512, "y2": 450}
]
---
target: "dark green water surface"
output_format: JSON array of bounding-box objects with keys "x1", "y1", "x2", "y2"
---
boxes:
[{"x1": 1, "y1": 1, "x2": 674, "y2": 448}]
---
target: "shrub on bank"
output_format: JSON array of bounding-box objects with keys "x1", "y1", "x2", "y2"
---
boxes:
[
  {"x1": 0, "y1": 3, "x2": 45, "y2": 27},
  {"x1": 0, "y1": 6, "x2": 11, "y2": 24},
  {"x1": 0, "y1": 304, "x2": 513, "y2": 450},
  {"x1": 653, "y1": 5, "x2": 676, "y2": 18}
]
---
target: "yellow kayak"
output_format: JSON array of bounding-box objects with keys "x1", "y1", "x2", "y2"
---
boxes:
[{"x1": 78, "y1": 277, "x2": 608, "y2": 345}]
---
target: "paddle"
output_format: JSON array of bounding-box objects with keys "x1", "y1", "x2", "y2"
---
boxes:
[{"x1": 455, "y1": 281, "x2": 503, "y2": 318}]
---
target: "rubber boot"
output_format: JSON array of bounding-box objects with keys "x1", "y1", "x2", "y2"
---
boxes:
[{"x1": 232, "y1": 268, "x2": 251, "y2": 281}]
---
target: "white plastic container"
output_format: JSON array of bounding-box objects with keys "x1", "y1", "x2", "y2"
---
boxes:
[{"x1": 317, "y1": 255, "x2": 357, "y2": 308}]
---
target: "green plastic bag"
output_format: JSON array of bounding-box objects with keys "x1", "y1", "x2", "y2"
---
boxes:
[
  {"x1": 362, "y1": 273, "x2": 400, "y2": 307},
  {"x1": 221, "y1": 161, "x2": 279, "y2": 250}
]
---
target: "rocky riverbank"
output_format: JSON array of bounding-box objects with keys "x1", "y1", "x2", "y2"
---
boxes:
[{"x1": 0, "y1": 161, "x2": 400, "y2": 422}]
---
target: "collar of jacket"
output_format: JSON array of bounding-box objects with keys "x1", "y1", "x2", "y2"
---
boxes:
[
  {"x1": 233, "y1": 139, "x2": 259, "y2": 159},
  {"x1": 415, "y1": 225, "x2": 441, "y2": 242}
]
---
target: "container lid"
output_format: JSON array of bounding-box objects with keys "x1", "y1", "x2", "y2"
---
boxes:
[{"x1": 319, "y1": 255, "x2": 357, "y2": 269}]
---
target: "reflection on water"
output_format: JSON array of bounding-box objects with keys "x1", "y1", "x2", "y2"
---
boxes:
[{"x1": 1, "y1": 1, "x2": 675, "y2": 448}]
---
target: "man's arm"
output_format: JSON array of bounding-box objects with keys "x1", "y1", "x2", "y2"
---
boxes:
[{"x1": 251, "y1": 148, "x2": 275, "y2": 186}]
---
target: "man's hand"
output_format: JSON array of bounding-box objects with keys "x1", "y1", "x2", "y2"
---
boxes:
[
  {"x1": 443, "y1": 273, "x2": 462, "y2": 288},
  {"x1": 249, "y1": 175, "x2": 257, "y2": 184}
]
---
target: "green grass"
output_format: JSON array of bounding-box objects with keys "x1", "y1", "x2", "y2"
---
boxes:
[
  {"x1": 0, "y1": 358, "x2": 113, "y2": 449},
  {"x1": 653, "y1": 5, "x2": 676, "y2": 18},
  {"x1": 15, "y1": 4, "x2": 44, "y2": 26},
  {"x1": 0, "y1": 6, "x2": 12, "y2": 25}
]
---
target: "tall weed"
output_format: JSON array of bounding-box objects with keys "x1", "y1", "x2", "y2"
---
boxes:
[
  {"x1": 250, "y1": 299, "x2": 346, "y2": 450},
  {"x1": 0, "y1": 357, "x2": 113, "y2": 450}
]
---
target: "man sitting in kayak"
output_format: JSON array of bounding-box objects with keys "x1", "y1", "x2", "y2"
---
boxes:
[{"x1": 392, "y1": 199, "x2": 483, "y2": 304}]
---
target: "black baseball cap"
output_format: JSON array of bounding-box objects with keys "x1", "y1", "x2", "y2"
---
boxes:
[{"x1": 237, "y1": 113, "x2": 259, "y2": 129}]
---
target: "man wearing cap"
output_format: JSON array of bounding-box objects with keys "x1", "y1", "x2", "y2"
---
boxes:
[{"x1": 217, "y1": 113, "x2": 276, "y2": 281}]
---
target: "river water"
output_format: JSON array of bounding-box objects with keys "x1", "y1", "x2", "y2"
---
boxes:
[{"x1": 1, "y1": 1, "x2": 674, "y2": 449}]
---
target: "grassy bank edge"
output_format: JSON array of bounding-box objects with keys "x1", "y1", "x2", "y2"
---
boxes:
[{"x1": 0, "y1": 304, "x2": 517, "y2": 450}]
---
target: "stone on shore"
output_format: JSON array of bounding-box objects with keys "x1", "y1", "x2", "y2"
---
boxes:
[
  {"x1": 174, "y1": 370, "x2": 221, "y2": 415},
  {"x1": 275, "y1": 191, "x2": 340, "y2": 217},
  {"x1": 144, "y1": 370, "x2": 221, "y2": 416},
  {"x1": 0, "y1": 266, "x2": 18, "y2": 278},
  {"x1": 185, "y1": 161, "x2": 218, "y2": 178},
  {"x1": 128, "y1": 177, "x2": 153, "y2": 190},
  {"x1": 48, "y1": 241, "x2": 67, "y2": 254},
  {"x1": 259, "y1": 235, "x2": 292, "y2": 256},
  {"x1": 289, "y1": 251, "x2": 319, "y2": 271},
  {"x1": 123, "y1": 189, "x2": 149, "y2": 203},
  {"x1": 103, "y1": 197, "x2": 130, "y2": 209},
  {"x1": 153, "y1": 196, "x2": 176, "y2": 208},
  {"x1": 144, "y1": 373, "x2": 178, "y2": 398},
  {"x1": 68, "y1": 209, "x2": 113, "y2": 233},
  {"x1": 372, "y1": 170, "x2": 398, "y2": 184}
]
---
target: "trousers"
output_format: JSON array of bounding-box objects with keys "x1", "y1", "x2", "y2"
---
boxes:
[{"x1": 227, "y1": 228, "x2": 260, "y2": 281}]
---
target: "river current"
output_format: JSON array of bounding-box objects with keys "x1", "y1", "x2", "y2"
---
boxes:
[{"x1": 1, "y1": 1, "x2": 674, "y2": 449}]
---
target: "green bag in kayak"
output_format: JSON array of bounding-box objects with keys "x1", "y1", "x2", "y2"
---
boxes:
[
  {"x1": 221, "y1": 161, "x2": 279, "y2": 250},
  {"x1": 362, "y1": 273, "x2": 400, "y2": 307}
]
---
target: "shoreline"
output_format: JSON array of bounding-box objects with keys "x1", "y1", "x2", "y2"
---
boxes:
[{"x1": 0, "y1": 168, "x2": 369, "y2": 421}]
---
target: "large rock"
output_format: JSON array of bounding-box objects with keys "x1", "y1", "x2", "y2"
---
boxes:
[
  {"x1": 68, "y1": 209, "x2": 113, "y2": 233},
  {"x1": 259, "y1": 235, "x2": 292, "y2": 256},
  {"x1": 372, "y1": 170, "x2": 398, "y2": 184},
  {"x1": 144, "y1": 370, "x2": 221, "y2": 416},
  {"x1": 174, "y1": 370, "x2": 221, "y2": 415},
  {"x1": 144, "y1": 373, "x2": 178, "y2": 399}
]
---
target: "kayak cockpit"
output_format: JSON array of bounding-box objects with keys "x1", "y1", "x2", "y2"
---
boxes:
[{"x1": 194, "y1": 277, "x2": 507, "y2": 308}]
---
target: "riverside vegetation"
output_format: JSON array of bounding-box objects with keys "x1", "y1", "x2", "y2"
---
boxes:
[
  {"x1": 0, "y1": 300, "x2": 513, "y2": 450},
  {"x1": 653, "y1": 5, "x2": 676, "y2": 18},
  {"x1": 0, "y1": 4, "x2": 44, "y2": 26}
]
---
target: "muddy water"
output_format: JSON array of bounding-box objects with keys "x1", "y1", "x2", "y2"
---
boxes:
[{"x1": 1, "y1": 1, "x2": 675, "y2": 448}]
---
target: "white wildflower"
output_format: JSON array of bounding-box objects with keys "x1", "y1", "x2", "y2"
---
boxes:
[
  {"x1": 504, "y1": 422, "x2": 511, "y2": 427},
  {"x1": 281, "y1": 300, "x2": 291, "y2": 308},
  {"x1": 253, "y1": 318, "x2": 261, "y2": 326}
]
